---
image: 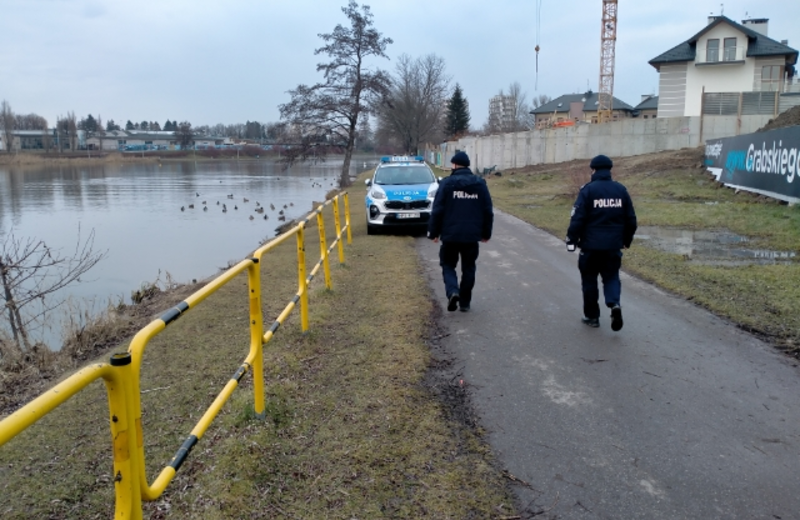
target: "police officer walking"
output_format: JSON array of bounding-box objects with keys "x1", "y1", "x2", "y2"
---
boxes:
[
  {"x1": 566, "y1": 155, "x2": 637, "y2": 330},
  {"x1": 428, "y1": 151, "x2": 494, "y2": 312}
]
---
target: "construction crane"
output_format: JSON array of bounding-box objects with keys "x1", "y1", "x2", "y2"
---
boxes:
[{"x1": 597, "y1": 0, "x2": 618, "y2": 124}]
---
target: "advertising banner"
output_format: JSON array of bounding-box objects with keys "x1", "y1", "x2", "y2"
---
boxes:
[{"x1": 704, "y1": 125, "x2": 800, "y2": 203}]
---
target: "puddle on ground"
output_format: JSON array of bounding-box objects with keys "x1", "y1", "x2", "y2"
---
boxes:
[{"x1": 635, "y1": 226, "x2": 797, "y2": 266}]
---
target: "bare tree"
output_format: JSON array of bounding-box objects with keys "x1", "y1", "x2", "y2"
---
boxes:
[
  {"x1": 357, "y1": 114, "x2": 374, "y2": 152},
  {"x1": 528, "y1": 93, "x2": 552, "y2": 130},
  {"x1": 1, "y1": 100, "x2": 15, "y2": 153},
  {"x1": 532, "y1": 94, "x2": 552, "y2": 109},
  {"x1": 264, "y1": 122, "x2": 287, "y2": 143},
  {"x1": 210, "y1": 123, "x2": 226, "y2": 137},
  {"x1": 56, "y1": 116, "x2": 69, "y2": 154},
  {"x1": 175, "y1": 121, "x2": 194, "y2": 149},
  {"x1": 507, "y1": 81, "x2": 531, "y2": 131},
  {"x1": 279, "y1": 1, "x2": 392, "y2": 187},
  {"x1": 66, "y1": 111, "x2": 78, "y2": 152},
  {"x1": 485, "y1": 82, "x2": 537, "y2": 134},
  {"x1": 375, "y1": 53, "x2": 450, "y2": 154},
  {"x1": 14, "y1": 113, "x2": 47, "y2": 131},
  {"x1": 41, "y1": 118, "x2": 51, "y2": 153},
  {"x1": 0, "y1": 228, "x2": 106, "y2": 353}
]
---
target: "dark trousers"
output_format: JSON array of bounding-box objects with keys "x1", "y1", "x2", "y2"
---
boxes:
[
  {"x1": 439, "y1": 241, "x2": 480, "y2": 306},
  {"x1": 578, "y1": 249, "x2": 622, "y2": 319}
]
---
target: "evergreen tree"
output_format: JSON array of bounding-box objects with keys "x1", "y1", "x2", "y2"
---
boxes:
[
  {"x1": 78, "y1": 114, "x2": 98, "y2": 133},
  {"x1": 125, "y1": 120, "x2": 134, "y2": 131},
  {"x1": 444, "y1": 84, "x2": 470, "y2": 138},
  {"x1": 163, "y1": 120, "x2": 173, "y2": 131},
  {"x1": 140, "y1": 121, "x2": 149, "y2": 131}
]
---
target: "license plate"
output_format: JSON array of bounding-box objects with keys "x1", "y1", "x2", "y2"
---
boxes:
[{"x1": 397, "y1": 212, "x2": 420, "y2": 219}]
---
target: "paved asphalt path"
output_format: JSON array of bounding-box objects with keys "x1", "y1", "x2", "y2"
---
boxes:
[{"x1": 416, "y1": 209, "x2": 800, "y2": 519}]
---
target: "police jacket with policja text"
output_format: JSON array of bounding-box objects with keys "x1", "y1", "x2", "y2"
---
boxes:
[
  {"x1": 427, "y1": 167, "x2": 494, "y2": 243},
  {"x1": 567, "y1": 169, "x2": 637, "y2": 250}
]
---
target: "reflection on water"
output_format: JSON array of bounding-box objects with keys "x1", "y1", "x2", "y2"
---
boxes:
[
  {"x1": 635, "y1": 226, "x2": 797, "y2": 265},
  {"x1": 0, "y1": 157, "x2": 377, "y2": 349}
]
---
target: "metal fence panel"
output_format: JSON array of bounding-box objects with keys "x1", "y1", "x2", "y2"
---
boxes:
[
  {"x1": 703, "y1": 93, "x2": 739, "y2": 115},
  {"x1": 741, "y1": 91, "x2": 777, "y2": 115}
]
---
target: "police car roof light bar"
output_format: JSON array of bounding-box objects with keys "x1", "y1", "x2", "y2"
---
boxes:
[{"x1": 380, "y1": 156, "x2": 425, "y2": 163}]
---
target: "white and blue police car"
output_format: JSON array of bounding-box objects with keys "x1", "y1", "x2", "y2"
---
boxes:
[{"x1": 365, "y1": 156, "x2": 439, "y2": 235}]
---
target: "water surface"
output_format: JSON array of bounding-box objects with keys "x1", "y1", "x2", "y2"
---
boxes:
[{"x1": 0, "y1": 157, "x2": 374, "y2": 347}]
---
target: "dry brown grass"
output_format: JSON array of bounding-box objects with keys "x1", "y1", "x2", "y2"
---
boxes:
[{"x1": 0, "y1": 151, "x2": 160, "y2": 167}]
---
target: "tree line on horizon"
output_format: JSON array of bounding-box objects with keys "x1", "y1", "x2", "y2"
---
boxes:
[{"x1": 1, "y1": 0, "x2": 553, "y2": 164}]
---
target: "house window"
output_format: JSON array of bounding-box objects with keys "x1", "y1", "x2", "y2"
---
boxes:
[
  {"x1": 723, "y1": 38, "x2": 737, "y2": 61},
  {"x1": 762, "y1": 65, "x2": 782, "y2": 91},
  {"x1": 706, "y1": 39, "x2": 720, "y2": 62}
]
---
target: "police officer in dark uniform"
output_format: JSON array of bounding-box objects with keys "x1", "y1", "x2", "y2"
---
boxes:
[
  {"x1": 566, "y1": 155, "x2": 637, "y2": 330},
  {"x1": 428, "y1": 151, "x2": 494, "y2": 312}
]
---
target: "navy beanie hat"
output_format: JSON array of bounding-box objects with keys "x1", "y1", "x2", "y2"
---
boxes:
[
  {"x1": 590, "y1": 154, "x2": 613, "y2": 170},
  {"x1": 451, "y1": 151, "x2": 470, "y2": 167}
]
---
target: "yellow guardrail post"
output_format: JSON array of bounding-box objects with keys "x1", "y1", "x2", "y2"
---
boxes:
[
  {"x1": 316, "y1": 207, "x2": 333, "y2": 290},
  {"x1": 344, "y1": 192, "x2": 352, "y2": 244},
  {"x1": 0, "y1": 355, "x2": 142, "y2": 519},
  {"x1": 107, "y1": 352, "x2": 143, "y2": 520},
  {"x1": 333, "y1": 196, "x2": 345, "y2": 265},
  {"x1": 296, "y1": 224, "x2": 309, "y2": 332},
  {"x1": 247, "y1": 257, "x2": 266, "y2": 417}
]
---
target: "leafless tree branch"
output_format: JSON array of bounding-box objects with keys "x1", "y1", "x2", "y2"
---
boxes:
[{"x1": 0, "y1": 227, "x2": 107, "y2": 354}]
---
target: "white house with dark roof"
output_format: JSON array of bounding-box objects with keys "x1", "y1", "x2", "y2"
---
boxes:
[
  {"x1": 530, "y1": 90, "x2": 634, "y2": 128},
  {"x1": 649, "y1": 15, "x2": 798, "y2": 118},
  {"x1": 634, "y1": 95, "x2": 659, "y2": 119}
]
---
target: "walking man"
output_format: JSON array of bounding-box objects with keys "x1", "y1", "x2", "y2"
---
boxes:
[
  {"x1": 428, "y1": 151, "x2": 494, "y2": 312},
  {"x1": 566, "y1": 155, "x2": 637, "y2": 330}
]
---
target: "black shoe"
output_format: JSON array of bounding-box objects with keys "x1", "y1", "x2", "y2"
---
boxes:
[
  {"x1": 581, "y1": 316, "x2": 600, "y2": 328},
  {"x1": 610, "y1": 305, "x2": 623, "y2": 331},
  {"x1": 459, "y1": 305, "x2": 470, "y2": 312},
  {"x1": 447, "y1": 293, "x2": 460, "y2": 312}
]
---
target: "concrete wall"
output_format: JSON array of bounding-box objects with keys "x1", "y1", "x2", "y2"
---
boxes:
[{"x1": 439, "y1": 114, "x2": 774, "y2": 172}]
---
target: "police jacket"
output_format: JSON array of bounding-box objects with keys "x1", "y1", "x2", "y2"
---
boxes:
[
  {"x1": 567, "y1": 169, "x2": 637, "y2": 250},
  {"x1": 427, "y1": 167, "x2": 494, "y2": 243}
]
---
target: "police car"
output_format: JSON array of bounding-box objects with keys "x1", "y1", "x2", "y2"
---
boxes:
[{"x1": 365, "y1": 156, "x2": 439, "y2": 235}]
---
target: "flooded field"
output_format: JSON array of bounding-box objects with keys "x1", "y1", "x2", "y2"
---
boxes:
[{"x1": 635, "y1": 226, "x2": 797, "y2": 266}]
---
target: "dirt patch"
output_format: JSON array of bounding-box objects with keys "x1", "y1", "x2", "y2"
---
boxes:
[
  {"x1": 758, "y1": 104, "x2": 800, "y2": 133},
  {"x1": 421, "y1": 300, "x2": 478, "y2": 429}
]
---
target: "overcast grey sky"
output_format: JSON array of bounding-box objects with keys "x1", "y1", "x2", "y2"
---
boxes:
[{"x1": 1, "y1": 0, "x2": 798, "y2": 130}]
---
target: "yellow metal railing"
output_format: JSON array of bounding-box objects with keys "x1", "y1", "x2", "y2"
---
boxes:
[{"x1": 0, "y1": 192, "x2": 352, "y2": 519}]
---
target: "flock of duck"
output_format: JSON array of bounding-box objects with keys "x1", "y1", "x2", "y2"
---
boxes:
[{"x1": 180, "y1": 192, "x2": 293, "y2": 222}]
